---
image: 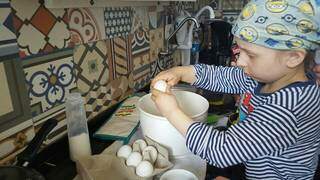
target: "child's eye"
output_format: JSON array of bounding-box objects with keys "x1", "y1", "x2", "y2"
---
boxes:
[{"x1": 247, "y1": 54, "x2": 256, "y2": 59}]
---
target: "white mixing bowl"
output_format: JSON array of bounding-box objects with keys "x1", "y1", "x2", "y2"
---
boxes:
[{"x1": 138, "y1": 90, "x2": 209, "y2": 157}]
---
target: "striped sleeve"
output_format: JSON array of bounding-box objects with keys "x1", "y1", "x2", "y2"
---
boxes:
[
  {"x1": 185, "y1": 103, "x2": 299, "y2": 168},
  {"x1": 192, "y1": 64, "x2": 256, "y2": 94}
]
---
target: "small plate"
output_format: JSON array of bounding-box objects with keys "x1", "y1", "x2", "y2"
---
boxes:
[{"x1": 160, "y1": 169, "x2": 198, "y2": 180}]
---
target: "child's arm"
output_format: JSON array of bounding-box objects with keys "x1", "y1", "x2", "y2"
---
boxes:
[
  {"x1": 185, "y1": 103, "x2": 299, "y2": 168},
  {"x1": 151, "y1": 88, "x2": 193, "y2": 136},
  {"x1": 193, "y1": 64, "x2": 254, "y2": 94},
  {"x1": 151, "y1": 65, "x2": 197, "y2": 88},
  {"x1": 152, "y1": 89, "x2": 299, "y2": 168}
]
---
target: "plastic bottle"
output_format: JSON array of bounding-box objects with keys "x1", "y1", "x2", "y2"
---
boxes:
[
  {"x1": 65, "y1": 93, "x2": 92, "y2": 161},
  {"x1": 191, "y1": 32, "x2": 200, "y2": 64}
]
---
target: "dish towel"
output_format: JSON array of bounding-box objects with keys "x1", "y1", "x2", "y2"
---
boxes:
[{"x1": 94, "y1": 95, "x2": 143, "y2": 144}]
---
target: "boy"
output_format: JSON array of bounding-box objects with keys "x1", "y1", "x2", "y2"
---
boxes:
[{"x1": 151, "y1": 0, "x2": 320, "y2": 179}]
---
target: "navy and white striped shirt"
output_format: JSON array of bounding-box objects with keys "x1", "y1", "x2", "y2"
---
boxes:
[{"x1": 186, "y1": 64, "x2": 320, "y2": 179}]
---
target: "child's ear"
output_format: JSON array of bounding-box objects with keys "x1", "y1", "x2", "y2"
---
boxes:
[{"x1": 285, "y1": 50, "x2": 307, "y2": 68}]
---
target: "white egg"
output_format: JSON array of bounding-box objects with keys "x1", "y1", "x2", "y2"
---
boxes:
[
  {"x1": 136, "y1": 160, "x2": 154, "y2": 177},
  {"x1": 142, "y1": 146, "x2": 158, "y2": 164},
  {"x1": 132, "y1": 139, "x2": 147, "y2": 153},
  {"x1": 153, "y1": 80, "x2": 167, "y2": 92},
  {"x1": 126, "y1": 152, "x2": 142, "y2": 167},
  {"x1": 117, "y1": 145, "x2": 132, "y2": 159}
]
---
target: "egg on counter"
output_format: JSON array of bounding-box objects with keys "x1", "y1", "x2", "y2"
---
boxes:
[
  {"x1": 126, "y1": 152, "x2": 142, "y2": 167},
  {"x1": 117, "y1": 145, "x2": 132, "y2": 159},
  {"x1": 153, "y1": 80, "x2": 168, "y2": 92},
  {"x1": 132, "y1": 139, "x2": 147, "y2": 153},
  {"x1": 136, "y1": 160, "x2": 154, "y2": 177}
]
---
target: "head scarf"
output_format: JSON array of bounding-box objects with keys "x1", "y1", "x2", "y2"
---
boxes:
[{"x1": 232, "y1": 0, "x2": 320, "y2": 51}]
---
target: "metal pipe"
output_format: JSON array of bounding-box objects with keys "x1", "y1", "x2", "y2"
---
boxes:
[{"x1": 159, "y1": 17, "x2": 200, "y2": 56}]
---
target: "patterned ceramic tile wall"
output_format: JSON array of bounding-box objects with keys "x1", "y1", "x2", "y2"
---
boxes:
[
  {"x1": 150, "y1": 51, "x2": 175, "y2": 78},
  {"x1": 0, "y1": 0, "x2": 182, "y2": 165},
  {"x1": 130, "y1": 29, "x2": 151, "y2": 91},
  {"x1": 68, "y1": 8, "x2": 106, "y2": 45},
  {"x1": 107, "y1": 36, "x2": 132, "y2": 79},
  {"x1": 104, "y1": 7, "x2": 133, "y2": 39},
  {"x1": 84, "y1": 36, "x2": 134, "y2": 119},
  {"x1": 149, "y1": 28, "x2": 164, "y2": 62},
  {"x1": 23, "y1": 50, "x2": 77, "y2": 118},
  {"x1": 11, "y1": 0, "x2": 72, "y2": 58},
  {"x1": 73, "y1": 40, "x2": 110, "y2": 95},
  {"x1": 84, "y1": 75, "x2": 134, "y2": 119},
  {"x1": 0, "y1": 0, "x2": 19, "y2": 60},
  {"x1": 132, "y1": 6, "x2": 149, "y2": 33}
]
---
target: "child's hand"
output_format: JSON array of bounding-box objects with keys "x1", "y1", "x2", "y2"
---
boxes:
[
  {"x1": 151, "y1": 68, "x2": 181, "y2": 88},
  {"x1": 313, "y1": 64, "x2": 320, "y2": 83},
  {"x1": 150, "y1": 88, "x2": 180, "y2": 118}
]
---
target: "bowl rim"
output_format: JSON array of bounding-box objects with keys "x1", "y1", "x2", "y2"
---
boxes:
[
  {"x1": 138, "y1": 90, "x2": 209, "y2": 121},
  {"x1": 160, "y1": 168, "x2": 198, "y2": 180}
]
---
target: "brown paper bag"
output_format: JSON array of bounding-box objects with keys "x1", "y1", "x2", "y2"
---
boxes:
[{"x1": 75, "y1": 137, "x2": 173, "y2": 180}]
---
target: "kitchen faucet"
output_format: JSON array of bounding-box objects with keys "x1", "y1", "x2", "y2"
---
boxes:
[{"x1": 159, "y1": 17, "x2": 200, "y2": 57}]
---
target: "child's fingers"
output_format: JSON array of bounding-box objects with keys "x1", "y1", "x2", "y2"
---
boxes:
[
  {"x1": 166, "y1": 85, "x2": 172, "y2": 93},
  {"x1": 151, "y1": 88, "x2": 161, "y2": 96}
]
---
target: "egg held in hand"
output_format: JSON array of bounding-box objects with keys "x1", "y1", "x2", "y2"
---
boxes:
[{"x1": 153, "y1": 80, "x2": 168, "y2": 92}]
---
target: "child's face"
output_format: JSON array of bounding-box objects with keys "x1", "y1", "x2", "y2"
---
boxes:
[{"x1": 235, "y1": 37, "x2": 290, "y2": 83}]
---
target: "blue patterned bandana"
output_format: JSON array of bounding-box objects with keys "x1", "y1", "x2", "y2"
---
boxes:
[{"x1": 232, "y1": 0, "x2": 320, "y2": 51}]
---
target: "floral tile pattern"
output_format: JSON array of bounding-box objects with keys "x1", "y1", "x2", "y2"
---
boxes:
[
  {"x1": 23, "y1": 50, "x2": 77, "y2": 117},
  {"x1": 104, "y1": 7, "x2": 132, "y2": 39},
  {"x1": 68, "y1": 7, "x2": 106, "y2": 45},
  {"x1": 11, "y1": 0, "x2": 71, "y2": 58},
  {"x1": 73, "y1": 40, "x2": 109, "y2": 95},
  {"x1": 0, "y1": 1, "x2": 19, "y2": 60}
]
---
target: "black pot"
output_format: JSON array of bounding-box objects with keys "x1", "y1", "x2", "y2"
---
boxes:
[{"x1": 0, "y1": 118, "x2": 58, "y2": 180}]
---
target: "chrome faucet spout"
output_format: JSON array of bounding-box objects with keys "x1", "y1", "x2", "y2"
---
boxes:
[
  {"x1": 159, "y1": 17, "x2": 200, "y2": 57},
  {"x1": 166, "y1": 17, "x2": 200, "y2": 44}
]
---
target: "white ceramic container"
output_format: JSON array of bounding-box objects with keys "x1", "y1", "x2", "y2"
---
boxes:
[
  {"x1": 160, "y1": 169, "x2": 198, "y2": 180},
  {"x1": 138, "y1": 90, "x2": 209, "y2": 157}
]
